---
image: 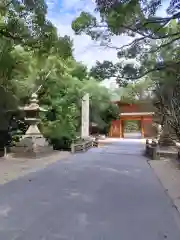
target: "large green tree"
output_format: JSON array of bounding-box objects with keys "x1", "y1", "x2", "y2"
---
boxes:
[
  {"x1": 38, "y1": 58, "x2": 119, "y2": 149},
  {"x1": 72, "y1": 0, "x2": 180, "y2": 81},
  {"x1": 0, "y1": 1, "x2": 119, "y2": 153},
  {"x1": 3, "y1": 46, "x2": 118, "y2": 150},
  {"x1": 0, "y1": 0, "x2": 73, "y2": 53},
  {"x1": 0, "y1": 0, "x2": 74, "y2": 151}
]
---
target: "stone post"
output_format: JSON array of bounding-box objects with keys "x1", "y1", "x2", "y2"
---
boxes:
[
  {"x1": 81, "y1": 93, "x2": 89, "y2": 139},
  {"x1": 151, "y1": 140, "x2": 158, "y2": 160},
  {"x1": 145, "y1": 139, "x2": 149, "y2": 156}
]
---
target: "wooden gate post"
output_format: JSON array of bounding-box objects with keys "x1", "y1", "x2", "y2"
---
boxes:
[
  {"x1": 141, "y1": 117, "x2": 145, "y2": 138},
  {"x1": 119, "y1": 119, "x2": 122, "y2": 138}
]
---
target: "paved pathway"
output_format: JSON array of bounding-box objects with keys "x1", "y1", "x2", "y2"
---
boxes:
[{"x1": 0, "y1": 140, "x2": 180, "y2": 239}]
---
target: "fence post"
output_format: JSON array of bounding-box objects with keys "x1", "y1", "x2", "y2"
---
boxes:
[{"x1": 145, "y1": 139, "x2": 149, "y2": 156}]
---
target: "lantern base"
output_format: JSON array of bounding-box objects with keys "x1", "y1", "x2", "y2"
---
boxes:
[{"x1": 10, "y1": 134, "x2": 53, "y2": 158}]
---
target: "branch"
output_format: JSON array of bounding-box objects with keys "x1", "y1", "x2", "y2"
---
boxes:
[
  {"x1": 86, "y1": 19, "x2": 180, "y2": 47},
  {"x1": 143, "y1": 12, "x2": 180, "y2": 25},
  {"x1": 102, "y1": 32, "x2": 180, "y2": 58},
  {"x1": 0, "y1": 29, "x2": 24, "y2": 41},
  {"x1": 146, "y1": 36, "x2": 180, "y2": 54},
  {"x1": 102, "y1": 36, "x2": 146, "y2": 50},
  {"x1": 134, "y1": 12, "x2": 180, "y2": 32},
  {"x1": 92, "y1": 61, "x2": 180, "y2": 82},
  {"x1": 0, "y1": 29, "x2": 50, "y2": 51},
  {"x1": 122, "y1": 60, "x2": 180, "y2": 80},
  {"x1": 5, "y1": 0, "x2": 14, "y2": 8},
  {"x1": 122, "y1": 24, "x2": 180, "y2": 40},
  {"x1": 91, "y1": 20, "x2": 180, "y2": 54},
  {"x1": 34, "y1": 69, "x2": 53, "y2": 95}
]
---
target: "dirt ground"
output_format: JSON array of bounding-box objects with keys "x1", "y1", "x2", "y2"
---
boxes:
[
  {"x1": 149, "y1": 158, "x2": 180, "y2": 213},
  {"x1": 0, "y1": 151, "x2": 70, "y2": 185}
]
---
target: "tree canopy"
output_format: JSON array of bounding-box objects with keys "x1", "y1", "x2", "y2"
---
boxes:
[
  {"x1": 0, "y1": 2, "x2": 119, "y2": 151},
  {"x1": 0, "y1": 0, "x2": 73, "y2": 54},
  {"x1": 72, "y1": 0, "x2": 180, "y2": 81},
  {"x1": 71, "y1": 0, "x2": 180, "y2": 141}
]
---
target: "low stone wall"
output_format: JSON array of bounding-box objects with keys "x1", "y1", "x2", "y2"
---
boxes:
[
  {"x1": 174, "y1": 142, "x2": 180, "y2": 163},
  {"x1": 10, "y1": 145, "x2": 54, "y2": 158},
  {"x1": 92, "y1": 140, "x2": 98, "y2": 147},
  {"x1": 71, "y1": 139, "x2": 98, "y2": 154},
  {"x1": 145, "y1": 139, "x2": 178, "y2": 160}
]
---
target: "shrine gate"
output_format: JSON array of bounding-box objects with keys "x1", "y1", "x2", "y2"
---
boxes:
[{"x1": 109, "y1": 101, "x2": 155, "y2": 138}]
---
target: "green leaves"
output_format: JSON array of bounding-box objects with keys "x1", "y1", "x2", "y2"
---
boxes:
[
  {"x1": 81, "y1": 78, "x2": 119, "y2": 132},
  {"x1": 72, "y1": 0, "x2": 180, "y2": 83},
  {"x1": 0, "y1": 0, "x2": 70, "y2": 56},
  {"x1": 72, "y1": 12, "x2": 97, "y2": 35},
  {"x1": 90, "y1": 60, "x2": 117, "y2": 81},
  {"x1": 89, "y1": 60, "x2": 140, "y2": 85}
]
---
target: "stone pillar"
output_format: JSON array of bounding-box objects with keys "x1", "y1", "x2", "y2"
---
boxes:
[
  {"x1": 151, "y1": 140, "x2": 158, "y2": 160},
  {"x1": 81, "y1": 93, "x2": 89, "y2": 139}
]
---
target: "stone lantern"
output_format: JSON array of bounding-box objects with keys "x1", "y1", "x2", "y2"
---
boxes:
[
  {"x1": 11, "y1": 93, "x2": 53, "y2": 157},
  {"x1": 22, "y1": 93, "x2": 46, "y2": 139}
]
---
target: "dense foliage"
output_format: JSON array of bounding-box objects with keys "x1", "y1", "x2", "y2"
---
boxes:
[
  {"x1": 0, "y1": 1, "x2": 119, "y2": 152},
  {"x1": 72, "y1": 0, "x2": 180, "y2": 80}
]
